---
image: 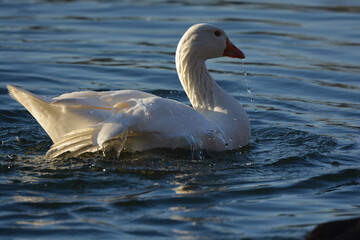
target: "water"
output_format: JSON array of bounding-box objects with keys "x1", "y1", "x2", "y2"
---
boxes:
[{"x1": 1, "y1": 0, "x2": 360, "y2": 239}]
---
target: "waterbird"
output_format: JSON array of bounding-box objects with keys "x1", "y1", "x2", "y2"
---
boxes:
[{"x1": 7, "y1": 23, "x2": 251, "y2": 158}]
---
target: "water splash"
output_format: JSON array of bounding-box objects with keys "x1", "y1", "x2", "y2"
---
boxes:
[
  {"x1": 184, "y1": 134, "x2": 205, "y2": 160},
  {"x1": 242, "y1": 59, "x2": 257, "y2": 112},
  {"x1": 101, "y1": 131, "x2": 127, "y2": 159}
]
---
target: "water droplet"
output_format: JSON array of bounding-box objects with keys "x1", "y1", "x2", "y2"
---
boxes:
[{"x1": 242, "y1": 60, "x2": 257, "y2": 112}]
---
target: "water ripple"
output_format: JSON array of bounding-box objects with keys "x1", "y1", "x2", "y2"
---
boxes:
[{"x1": 1, "y1": 0, "x2": 360, "y2": 239}]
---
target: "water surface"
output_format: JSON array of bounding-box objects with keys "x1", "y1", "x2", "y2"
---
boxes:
[{"x1": 1, "y1": 0, "x2": 360, "y2": 239}]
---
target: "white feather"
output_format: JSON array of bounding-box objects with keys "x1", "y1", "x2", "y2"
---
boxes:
[{"x1": 8, "y1": 23, "x2": 250, "y2": 158}]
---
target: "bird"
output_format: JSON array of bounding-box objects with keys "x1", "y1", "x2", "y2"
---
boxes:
[{"x1": 7, "y1": 23, "x2": 251, "y2": 159}]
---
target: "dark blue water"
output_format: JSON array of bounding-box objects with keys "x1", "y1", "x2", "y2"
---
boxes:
[{"x1": 1, "y1": 0, "x2": 359, "y2": 239}]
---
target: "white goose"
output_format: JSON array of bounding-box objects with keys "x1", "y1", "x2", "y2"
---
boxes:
[{"x1": 7, "y1": 23, "x2": 251, "y2": 158}]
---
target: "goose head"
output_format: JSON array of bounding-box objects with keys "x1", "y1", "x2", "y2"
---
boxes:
[{"x1": 176, "y1": 23, "x2": 245, "y2": 61}]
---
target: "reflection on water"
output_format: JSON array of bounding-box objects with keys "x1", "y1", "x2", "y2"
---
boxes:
[
  {"x1": 173, "y1": 173, "x2": 228, "y2": 195},
  {"x1": 13, "y1": 195, "x2": 46, "y2": 203}
]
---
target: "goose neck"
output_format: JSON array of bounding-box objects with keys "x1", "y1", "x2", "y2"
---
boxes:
[{"x1": 176, "y1": 52, "x2": 219, "y2": 111}]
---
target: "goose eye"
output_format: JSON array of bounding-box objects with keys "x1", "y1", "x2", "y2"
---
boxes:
[{"x1": 214, "y1": 31, "x2": 221, "y2": 37}]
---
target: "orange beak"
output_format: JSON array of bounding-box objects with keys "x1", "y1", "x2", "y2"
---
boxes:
[{"x1": 223, "y1": 37, "x2": 245, "y2": 59}]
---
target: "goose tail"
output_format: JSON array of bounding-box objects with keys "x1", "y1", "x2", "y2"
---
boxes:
[{"x1": 7, "y1": 85, "x2": 65, "y2": 143}]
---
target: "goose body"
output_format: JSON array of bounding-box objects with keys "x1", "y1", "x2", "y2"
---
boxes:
[{"x1": 8, "y1": 23, "x2": 251, "y2": 158}]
